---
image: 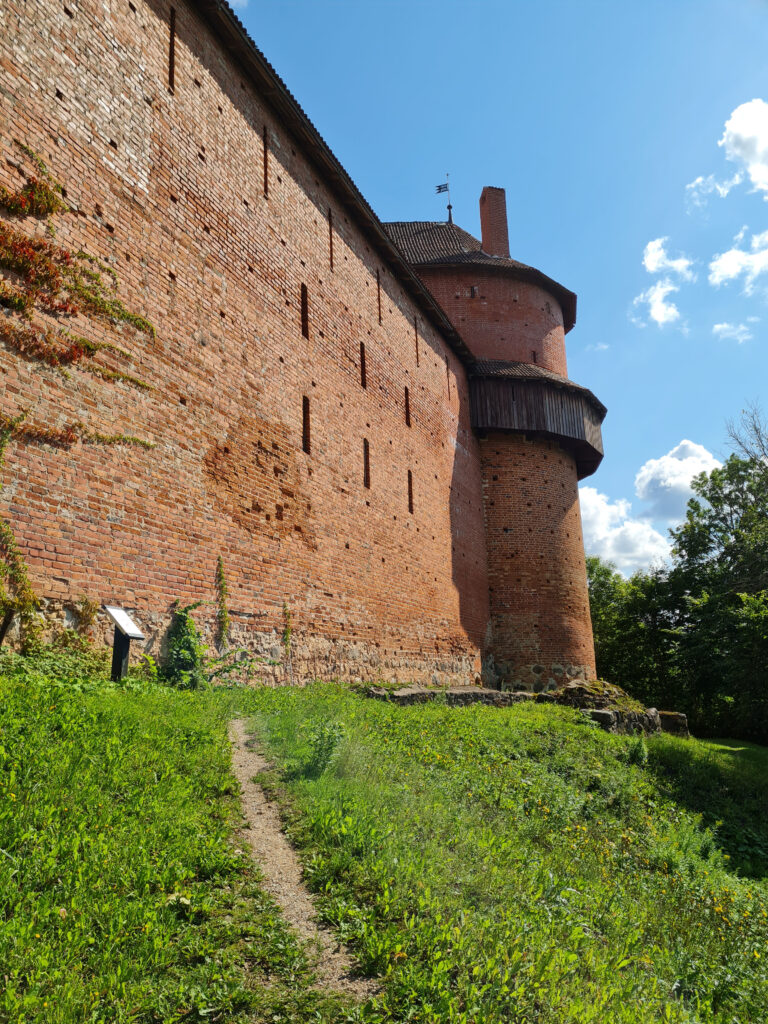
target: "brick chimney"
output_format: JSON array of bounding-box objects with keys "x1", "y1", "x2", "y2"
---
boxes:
[{"x1": 479, "y1": 186, "x2": 510, "y2": 258}]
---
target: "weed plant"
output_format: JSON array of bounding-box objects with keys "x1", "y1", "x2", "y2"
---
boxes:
[{"x1": 163, "y1": 601, "x2": 207, "y2": 689}]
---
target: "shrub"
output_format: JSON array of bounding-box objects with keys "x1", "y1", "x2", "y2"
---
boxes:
[
  {"x1": 626, "y1": 732, "x2": 648, "y2": 766},
  {"x1": 305, "y1": 720, "x2": 345, "y2": 777},
  {"x1": 163, "y1": 601, "x2": 207, "y2": 689}
]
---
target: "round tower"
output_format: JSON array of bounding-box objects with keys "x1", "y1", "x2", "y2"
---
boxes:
[{"x1": 386, "y1": 190, "x2": 606, "y2": 690}]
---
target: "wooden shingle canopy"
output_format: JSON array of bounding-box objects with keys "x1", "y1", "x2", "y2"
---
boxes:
[{"x1": 469, "y1": 361, "x2": 605, "y2": 480}]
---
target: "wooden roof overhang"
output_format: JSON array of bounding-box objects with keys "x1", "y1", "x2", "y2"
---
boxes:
[{"x1": 469, "y1": 366, "x2": 605, "y2": 480}]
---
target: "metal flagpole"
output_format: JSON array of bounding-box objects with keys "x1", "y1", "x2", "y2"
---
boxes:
[{"x1": 435, "y1": 176, "x2": 452, "y2": 222}]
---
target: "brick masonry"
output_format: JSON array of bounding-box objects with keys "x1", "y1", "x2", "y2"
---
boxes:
[
  {"x1": 479, "y1": 434, "x2": 595, "y2": 688},
  {"x1": 479, "y1": 187, "x2": 511, "y2": 259},
  {"x1": 0, "y1": 0, "x2": 601, "y2": 687},
  {"x1": 417, "y1": 267, "x2": 569, "y2": 376}
]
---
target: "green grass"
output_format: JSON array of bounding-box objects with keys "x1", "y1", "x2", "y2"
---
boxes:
[
  {"x1": 1, "y1": 649, "x2": 767, "y2": 1022},
  {"x1": 249, "y1": 685, "x2": 768, "y2": 1023},
  {"x1": 0, "y1": 652, "x2": 359, "y2": 1023},
  {"x1": 646, "y1": 736, "x2": 768, "y2": 878}
]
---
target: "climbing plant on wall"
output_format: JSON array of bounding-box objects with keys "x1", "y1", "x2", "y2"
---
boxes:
[{"x1": 0, "y1": 139, "x2": 157, "y2": 645}]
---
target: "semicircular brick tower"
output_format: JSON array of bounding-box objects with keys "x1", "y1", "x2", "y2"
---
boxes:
[{"x1": 386, "y1": 187, "x2": 606, "y2": 690}]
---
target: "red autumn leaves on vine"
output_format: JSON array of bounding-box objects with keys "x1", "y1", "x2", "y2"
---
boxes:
[{"x1": 0, "y1": 140, "x2": 154, "y2": 383}]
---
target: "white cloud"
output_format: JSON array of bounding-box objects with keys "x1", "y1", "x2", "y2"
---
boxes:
[
  {"x1": 634, "y1": 440, "x2": 721, "y2": 523},
  {"x1": 642, "y1": 237, "x2": 696, "y2": 281},
  {"x1": 708, "y1": 227, "x2": 768, "y2": 292},
  {"x1": 685, "y1": 171, "x2": 743, "y2": 209},
  {"x1": 585, "y1": 342, "x2": 609, "y2": 352},
  {"x1": 712, "y1": 320, "x2": 756, "y2": 344},
  {"x1": 631, "y1": 277, "x2": 681, "y2": 327},
  {"x1": 579, "y1": 486, "x2": 671, "y2": 575},
  {"x1": 580, "y1": 439, "x2": 720, "y2": 574},
  {"x1": 719, "y1": 98, "x2": 768, "y2": 197}
]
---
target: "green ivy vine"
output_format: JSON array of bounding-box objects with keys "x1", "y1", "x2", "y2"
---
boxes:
[{"x1": 215, "y1": 555, "x2": 230, "y2": 651}]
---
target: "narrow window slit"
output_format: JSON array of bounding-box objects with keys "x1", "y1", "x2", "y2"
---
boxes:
[
  {"x1": 168, "y1": 7, "x2": 176, "y2": 93},
  {"x1": 302, "y1": 396, "x2": 311, "y2": 454},
  {"x1": 414, "y1": 316, "x2": 419, "y2": 366},
  {"x1": 300, "y1": 283, "x2": 309, "y2": 338},
  {"x1": 262, "y1": 125, "x2": 269, "y2": 198},
  {"x1": 376, "y1": 269, "x2": 382, "y2": 324},
  {"x1": 531, "y1": 350, "x2": 537, "y2": 363},
  {"x1": 404, "y1": 386, "x2": 411, "y2": 427},
  {"x1": 328, "y1": 208, "x2": 334, "y2": 270},
  {"x1": 359, "y1": 341, "x2": 367, "y2": 389},
  {"x1": 408, "y1": 470, "x2": 414, "y2": 514},
  {"x1": 363, "y1": 438, "x2": 370, "y2": 489}
]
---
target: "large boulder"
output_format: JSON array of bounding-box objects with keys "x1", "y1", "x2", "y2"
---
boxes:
[{"x1": 658, "y1": 710, "x2": 690, "y2": 737}]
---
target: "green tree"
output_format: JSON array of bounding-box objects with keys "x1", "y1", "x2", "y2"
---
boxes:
[
  {"x1": 586, "y1": 555, "x2": 627, "y2": 677},
  {"x1": 588, "y1": 453, "x2": 768, "y2": 740},
  {"x1": 668, "y1": 455, "x2": 768, "y2": 738},
  {"x1": 587, "y1": 556, "x2": 681, "y2": 710},
  {"x1": 671, "y1": 456, "x2": 768, "y2": 595}
]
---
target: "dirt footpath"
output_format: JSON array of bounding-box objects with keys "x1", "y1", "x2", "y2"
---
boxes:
[{"x1": 228, "y1": 719, "x2": 379, "y2": 1000}]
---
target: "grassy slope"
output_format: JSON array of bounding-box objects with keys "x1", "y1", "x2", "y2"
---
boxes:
[
  {"x1": 648, "y1": 736, "x2": 768, "y2": 878},
  {"x1": 0, "y1": 653, "x2": 357, "y2": 1024},
  {"x1": 1, "y1": 651, "x2": 766, "y2": 1023},
  {"x1": 250, "y1": 686, "x2": 768, "y2": 1024}
]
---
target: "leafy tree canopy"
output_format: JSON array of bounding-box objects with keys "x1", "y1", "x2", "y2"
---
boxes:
[{"x1": 587, "y1": 448, "x2": 768, "y2": 741}]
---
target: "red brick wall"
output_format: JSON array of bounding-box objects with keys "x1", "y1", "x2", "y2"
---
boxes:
[
  {"x1": 479, "y1": 433, "x2": 595, "y2": 688},
  {"x1": 0, "y1": 0, "x2": 490, "y2": 682},
  {"x1": 417, "y1": 266, "x2": 568, "y2": 376}
]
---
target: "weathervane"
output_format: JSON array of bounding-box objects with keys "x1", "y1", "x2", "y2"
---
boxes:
[{"x1": 435, "y1": 174, "x2": 453, "y2": 223}]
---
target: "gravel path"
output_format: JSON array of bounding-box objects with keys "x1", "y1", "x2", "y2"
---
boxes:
[{"x1": 228, "y1": 719, "x2": 379, "y2": 1000}]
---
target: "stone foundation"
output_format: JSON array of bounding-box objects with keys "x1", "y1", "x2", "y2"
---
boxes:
[
  {"x1": 483, "y1": 655, "x2": 591, "y2": 692},
  {"x1": 658, "y1": 711, "x2": 690, "y2": 737},
  {"x1": 20, "y1": 600, "x2": 480, "y2": 689}
]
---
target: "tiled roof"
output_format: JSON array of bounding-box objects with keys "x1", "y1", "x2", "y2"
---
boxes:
[
  {"x1": 470, "y1": 359, "x2": 606, "y2": 415},
  {"x1": 384, "y1": 221, "x2": 577, "y2": 332},
  {"x1": 384, "y1": 221, "x2": 524, "y2": 270}
]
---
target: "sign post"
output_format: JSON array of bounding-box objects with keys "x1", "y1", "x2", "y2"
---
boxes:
[{"x1": 104, "y1": 606, "x2": 146, "y2": 682}]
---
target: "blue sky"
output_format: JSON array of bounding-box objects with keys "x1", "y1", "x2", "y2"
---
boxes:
[{"x1": 235, "y1": 0, "x2": 768, "y2": 573}]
